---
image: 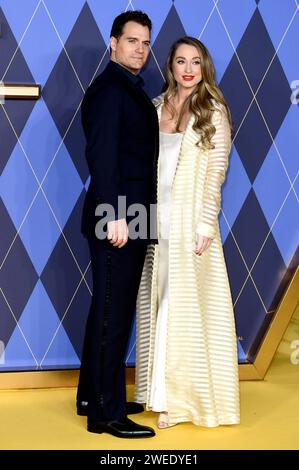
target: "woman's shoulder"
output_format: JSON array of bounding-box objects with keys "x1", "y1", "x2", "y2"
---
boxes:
[
  {"x1": 209, "y1": 99, "x2": 230, "y2": 127},
  {"x1": 210, "y1": 98, "x2": 226, "y2": 114}
]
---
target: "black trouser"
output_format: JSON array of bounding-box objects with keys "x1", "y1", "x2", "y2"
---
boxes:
[{"x1": 77, "y1": 236, "x2": 147, "y2": 421}]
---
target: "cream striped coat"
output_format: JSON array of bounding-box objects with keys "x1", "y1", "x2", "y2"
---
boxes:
[{"x1": 135, "y1": 94, "x2": 240, "y2": 427}]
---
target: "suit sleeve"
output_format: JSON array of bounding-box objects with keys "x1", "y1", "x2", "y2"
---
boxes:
[
  {"x1": 196, "y1": 107, "x2": 232, "y2": 239},
  {"x1": 82, "y1": 85, "x2": 123, "y2": 219}
]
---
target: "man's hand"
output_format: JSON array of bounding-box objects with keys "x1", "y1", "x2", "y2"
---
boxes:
[
  {"x1": 107, "y1": 219, "x2": 129, "y2": 248},
  {"x1": 195, "y1": 233, "x2": 212, "y2": 256}
]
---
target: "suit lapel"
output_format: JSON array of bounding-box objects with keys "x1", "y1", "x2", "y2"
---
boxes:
[
  {"x1": 107, "y1": 62, "x2": 158, "y2": 130},
  {"x1": 105, "y1": 62, "x2": 159, "y2": 166},
  {"x1": 128, "y1": 80, "x2": 159, "y2": 131}
]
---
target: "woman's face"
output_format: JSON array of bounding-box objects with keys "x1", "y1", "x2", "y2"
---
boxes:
[{"x1": 172, "y1": 44, "x2": 202, "y2": 90}]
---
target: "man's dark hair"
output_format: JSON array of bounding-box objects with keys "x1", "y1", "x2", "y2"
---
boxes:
[{"x1": 110, "y1": 11, "x2": 152, "y2": 39}]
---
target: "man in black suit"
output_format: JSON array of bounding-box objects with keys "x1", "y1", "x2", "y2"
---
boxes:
[{"x1": 77, "y1": 11, "x2": 159, "y2": 438}]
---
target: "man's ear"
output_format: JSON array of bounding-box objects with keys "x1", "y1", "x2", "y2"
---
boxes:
[{"x1": 110, "y1": 36, "x2": 117, "y2": 52}]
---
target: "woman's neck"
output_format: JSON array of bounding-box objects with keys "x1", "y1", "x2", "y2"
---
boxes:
[{"x1": 172, "y1": 85, "x2": 195, "y2": 107}]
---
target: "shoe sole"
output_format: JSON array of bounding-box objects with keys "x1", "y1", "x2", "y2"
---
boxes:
[
  {"x1": 77, "y1": 409, "x2": 143, "y2": 417},
  {"x1": 87, "y1": 425, "x2": 155, "y2": 438}
]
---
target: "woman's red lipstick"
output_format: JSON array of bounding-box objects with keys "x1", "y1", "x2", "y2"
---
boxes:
[{"x1": 182, "y1": 75, "x2": 194, "y2": 81}]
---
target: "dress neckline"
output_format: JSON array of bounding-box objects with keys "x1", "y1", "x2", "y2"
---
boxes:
[{"x1": 159, "y1": 130, "x2": 183, "y2": 136}]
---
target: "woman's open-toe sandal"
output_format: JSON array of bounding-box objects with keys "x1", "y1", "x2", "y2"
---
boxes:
[{"x1": 157, "y1": 412, "x2": 176, "y2": 429}]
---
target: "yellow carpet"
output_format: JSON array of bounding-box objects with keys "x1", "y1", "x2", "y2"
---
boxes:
[{"x1": 0, "y1": 306, "x2": 298, "y2": 450}]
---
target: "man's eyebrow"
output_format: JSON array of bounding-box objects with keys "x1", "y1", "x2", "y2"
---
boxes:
[{"x1": 126, "y1": 36, "x2": 150, "y2": 43}]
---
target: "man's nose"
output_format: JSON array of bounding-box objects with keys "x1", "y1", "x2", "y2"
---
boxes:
[{"x1": 136, "y1": 43, "x2": 144, "y2": 53}]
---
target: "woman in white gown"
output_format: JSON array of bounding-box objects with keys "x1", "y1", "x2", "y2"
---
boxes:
[{"x1": 135, "y1": 37, "x2": 240, "y2": 429}]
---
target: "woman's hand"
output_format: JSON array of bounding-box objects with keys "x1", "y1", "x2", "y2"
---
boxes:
[{"x1": 195, "y1": 233, "x2": 213, "y2": 256}]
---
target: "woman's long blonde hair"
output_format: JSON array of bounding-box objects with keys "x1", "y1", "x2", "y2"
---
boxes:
[{"x1": 163, "y1": 36, "x2": 232, "y2": 149}]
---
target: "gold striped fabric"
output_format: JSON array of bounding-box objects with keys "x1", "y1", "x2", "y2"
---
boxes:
[{"x1": 135, "y1": 95, "x2": 240, "y2": 427}]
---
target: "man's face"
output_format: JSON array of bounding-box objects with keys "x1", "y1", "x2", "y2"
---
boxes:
[{"x1": 110, "y1": 21, "x2": 150, "y2": 74}]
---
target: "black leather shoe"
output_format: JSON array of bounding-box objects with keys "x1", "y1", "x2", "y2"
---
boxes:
[
  {"x1": 126, "y1": 402, "x2": 144, "y2": 415},
  {"x1": 77, "y1": 401, "x2": 144, "y2": 416},
  {"x1": 77, "y1": 400, "x2": 89, "y2": 416},
  {"x1": 87, "y1": 416, "x2": 155, "y2": 438}
]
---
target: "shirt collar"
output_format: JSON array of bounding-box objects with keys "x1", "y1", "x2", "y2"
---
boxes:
[{"x1": 110, "y1": 61, "x2": 144, "y2": 88}]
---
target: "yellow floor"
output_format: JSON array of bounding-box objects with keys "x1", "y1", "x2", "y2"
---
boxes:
[{"x1": 0, "y1": 306, "x2": 298, "y2": 450}]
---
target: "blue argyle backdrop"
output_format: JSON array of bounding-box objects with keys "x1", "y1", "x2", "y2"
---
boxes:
[{"x1": 0, "y1": 0, "x2": 298, "y2": 371}]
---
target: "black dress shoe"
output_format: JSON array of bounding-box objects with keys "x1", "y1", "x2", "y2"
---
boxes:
[
  {"x1": 77, "y1": 400, "x2": 89, "y2": 416},
  {"x1": 77, "y1": 401, "x2": 144, "y2": 416},
  {"x1": 87, "y1": 416, "x2": 155, "y2": 438},
  {"x1": 126, "y1": 402, "x2": 144, "y2": 415}
]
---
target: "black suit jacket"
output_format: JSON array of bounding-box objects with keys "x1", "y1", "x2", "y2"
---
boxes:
[{"x1": 80, "y1": 61, "x2": 159, "y2": 240}]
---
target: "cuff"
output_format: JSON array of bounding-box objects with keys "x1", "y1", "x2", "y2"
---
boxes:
[{"x1": 196, "y1": 221, "x2": 216, "y2": 239}]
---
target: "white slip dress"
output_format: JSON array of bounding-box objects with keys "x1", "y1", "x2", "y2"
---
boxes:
[{"x1": 149, "y1": 130, "x2": 183, "y2": 411}]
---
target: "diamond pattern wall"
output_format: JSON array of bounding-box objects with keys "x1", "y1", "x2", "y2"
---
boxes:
[{"x1": 0, "y1": 0, "x2": 298, "y2": 371}]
